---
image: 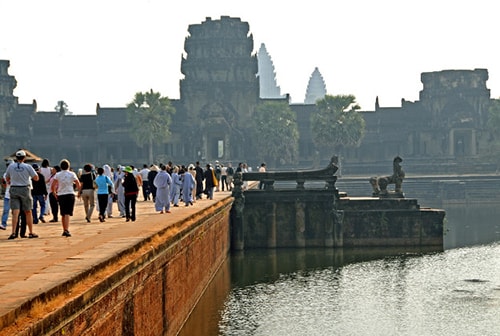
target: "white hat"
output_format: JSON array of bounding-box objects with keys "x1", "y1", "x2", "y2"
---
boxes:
[{"x1": 16, "y1": 150, "x2": 26, "y2": 157}]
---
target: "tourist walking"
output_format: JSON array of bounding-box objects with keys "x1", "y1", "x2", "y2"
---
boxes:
[
  {"x1": 170, "y1": 166, "x2": 182, "y2": 207},
  {"x1": 5, "y1": 150, "x2": 39, "y2": 239},
  {"x1": 148, "y1": 165, "x2": 159, "y2": 202},
  {"x1": 139, "y1": 164, "x2": 150, "y2": 201},
  {"x1": 48, "y1": 165, "x2": 61, "y2": 222},
  {"x1": 78, "y1": 163, "x2": 96, "y2": 222},
  {"x1": 214, "y1": 161, "x2": 222, "y2": 191},
  {"x1": 39, "y1": 158, "x2": 52, "y2": 217},
  {"x1": 188, "y1": 164, "x2": 197, "y2": 203},
  {"x1": 203, "y1": 164, "x2": 216, "y2": 200},
  {"x1": 123, "y1": 166, "x2": 140, "y2": 221},
  {"x1": 153, "y1": 164, "x2": 172, "y2": 214},
  {"x1": 95, "y1": 166, "x2": 115, "y2": 222},
  {"x1": 241, "y1": 163, "x2": 249, "y2": 190},
  {"x1": 103, "y1": 164, "x2": 114, "y2": 218},
  {"x1": 226, "y1": 163, "x2": 234, "y2": 191},
  {"x1": 182, "y1": 165, "x2": 196, "y2": 206},
  {"x1": 220, "y1": 164, "x2": 228, "y2": 191},
  {"x1": 114, "y1": 166, "x2": 126, "y2": 218},
  {"x1": 194, "y1": 161, "x2": 204, "y2": 200},
  {"x1": 31, "y1": 163, "x2": 48, "y2": 224},
  {"x1": 258, "y1": 163, "x2": 267, "y2": 190},
  {"x1": 51, "y1": 159, "x2": 81, "y2": 237},
  {"x1": 1, "y1": 160, "x2": 13, "y2": 230}
]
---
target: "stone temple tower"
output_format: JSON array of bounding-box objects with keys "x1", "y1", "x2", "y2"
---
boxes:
[
  {"x1": 0, "y1": 60, "x2": 18, "y2": 149},
  {"x1": 304, "y1": 67, "x2": 327, "y2": 104},
  {"x1": 257, "y1": 43, "x2": 283, "y2": 99},
  {"x1": 179, "y1": 16, "x2": 259, "y2": 162}
]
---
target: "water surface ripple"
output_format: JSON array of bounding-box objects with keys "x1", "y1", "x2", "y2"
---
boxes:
[{"x1": 217, "y1": 243, "x2": 499, "y2": 336}]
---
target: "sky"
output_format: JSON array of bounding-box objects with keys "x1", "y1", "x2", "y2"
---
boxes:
[{"x1": 1, "y1": 0, "x2": 499, "y2": 115}]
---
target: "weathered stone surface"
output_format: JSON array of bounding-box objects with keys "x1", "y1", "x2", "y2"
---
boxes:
[
  {"x1": 232, "y1": 158, "x2": 444, "y2": 250},
  {"x1": 0, "y1": 196, "x2": 232, "y2": 336}
]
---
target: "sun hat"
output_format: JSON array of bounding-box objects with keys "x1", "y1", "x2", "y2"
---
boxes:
[{"x1": 124, "y1": 166, "x2": 133, "y2": 173}]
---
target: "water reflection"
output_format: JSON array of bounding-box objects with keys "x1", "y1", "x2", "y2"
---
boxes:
[
  {"x1": 179, "y1": 204, "x2": 500, "y2": 336},
  {"x1": 442, "y1": 204, "x2": 500, "y2": 249},
  {"x1": 177, "y1": 258, "x2": 231, "y2": 336},
  {"x1": 215, "y1": 245, "x2": 499, "y2": 336}
]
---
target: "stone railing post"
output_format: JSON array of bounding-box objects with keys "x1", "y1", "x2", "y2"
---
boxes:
[{"x1": 230, "y1": 172, "x2": 245, "y2": 250}]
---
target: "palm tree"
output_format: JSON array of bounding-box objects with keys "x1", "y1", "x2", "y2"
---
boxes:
[{"x1": 126, "y1": 90, "x2": 175, "y2": 163}]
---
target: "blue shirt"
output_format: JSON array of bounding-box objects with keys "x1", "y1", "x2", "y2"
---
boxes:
[{"x1": 95, "y1": 175, "x2": 114, "y2": 194}]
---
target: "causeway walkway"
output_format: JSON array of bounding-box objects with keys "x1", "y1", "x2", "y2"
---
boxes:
[{"x1": 0, "y1": 191, "x2": 233, "y2": 334}]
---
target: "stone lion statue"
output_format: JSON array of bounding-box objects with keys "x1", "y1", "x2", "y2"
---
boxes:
[{"x1": 369, "y1": 156, "x2": 405, "y2": 196}]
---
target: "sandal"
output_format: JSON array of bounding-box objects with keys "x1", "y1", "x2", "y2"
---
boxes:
[
  {"x1": 28, "y1": 233, "x2": 39, "y2": 239},
  {"x1": 7, "y1": 233, "x2": 17, "y2": 240}
]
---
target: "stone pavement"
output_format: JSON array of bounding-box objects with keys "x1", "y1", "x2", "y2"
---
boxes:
[{"x1": 0, "y1": 190, "x2": 233, "y2": 333}]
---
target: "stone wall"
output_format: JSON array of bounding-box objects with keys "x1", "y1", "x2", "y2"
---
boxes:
[
  {"x1": 234, "y1": 190, "x2": 444, "y2": 250},
  {"x1": 4, "y1": 198, "x2": 232, "y2": 336}
]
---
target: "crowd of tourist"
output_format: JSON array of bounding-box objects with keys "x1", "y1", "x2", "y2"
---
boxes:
[{"x1": 1, "y1": 152, "x2": 245, "y2": 239}]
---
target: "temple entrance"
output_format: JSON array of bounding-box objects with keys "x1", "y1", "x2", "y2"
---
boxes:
[
  {"x1": 208, "y1": 137, "x2": 224, "y2": 161},
  {"x1": 450, "y1": 129, "x2": 475, "y2": 157}
]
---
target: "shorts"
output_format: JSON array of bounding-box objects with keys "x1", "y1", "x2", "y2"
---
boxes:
[
  {"x1": 58, "y1": 194, "x2": 76, "y2": 216},
  {"x1": 9, "y1": 186, "x2": 33, "y2": 211}
]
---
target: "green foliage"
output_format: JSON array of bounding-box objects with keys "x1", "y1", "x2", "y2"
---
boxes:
[
  {"x1": 126, "y1": 90, "x2": 175, "y2": 162},
  {"x1": 311, "y1": 94, "x2": 365, "y2": 151},
  {"x1": 253, "y1": 101, "x2": 299, "y2": 166},
  {"x1": 55, "y1": 100, "x2": 70, "y2": 115},
  {"x1": 485, "y1": 99, "x2": 500, "y2": 162}
]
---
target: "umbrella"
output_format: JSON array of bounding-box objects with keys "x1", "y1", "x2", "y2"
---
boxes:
[{"x1": 4, "y1": 149, "x2": 43, "y2": 163}]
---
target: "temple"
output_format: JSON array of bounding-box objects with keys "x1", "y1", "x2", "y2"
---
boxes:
[{"x1": 0, "y1": 16, "x2": 497, "y2": 175}]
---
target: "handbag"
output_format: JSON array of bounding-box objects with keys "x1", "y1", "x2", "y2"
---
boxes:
[{"x1": 212, "y1": 169, "x2": 218, "y2": 186}]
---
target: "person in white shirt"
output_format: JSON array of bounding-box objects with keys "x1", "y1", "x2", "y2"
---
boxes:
[
  {"x1": 5, "y1": 150, "x2": 39, "y2": 239},
  {"x1": 139, "y1": 164, "x2": 150, "y2": 201},
  {"x1": 51, "y1": 159, "x2": 81, "y2": 237},
  {"x1": 258, "y1": 163, "x2": 266, "y2": 190}
]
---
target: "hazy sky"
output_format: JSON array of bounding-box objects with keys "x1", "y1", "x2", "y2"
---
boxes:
[{"x1": 1, "y1": 0, "x2": 498, "y2": 114}]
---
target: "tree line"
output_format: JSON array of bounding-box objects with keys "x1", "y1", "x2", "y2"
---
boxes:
[{"x1": 124, "y1": 90, "x2": 366, "y2": 168}]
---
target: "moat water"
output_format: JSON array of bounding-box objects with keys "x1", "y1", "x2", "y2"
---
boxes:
[{"x1": 179, "y1": 204, "x2": 500, "y2": 336}]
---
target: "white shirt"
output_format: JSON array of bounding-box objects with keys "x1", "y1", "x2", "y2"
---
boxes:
[
  {"x1": 54, "y1": 170, "x2": 78, "y2": 195},
  {"x1": 140, "y1": 168, "x2": 150, "y2": 181}
]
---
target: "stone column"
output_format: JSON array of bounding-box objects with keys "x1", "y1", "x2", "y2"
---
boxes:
[
  {"x1": 295, "y1": 201, "x2": 306, "y2": 247},
  {"x1": 267, "y1": 202, "x2": 277, "y2": 248},
  {"x1": 471, "y1": 129, "x2": 476, "y2": 156},
  {"x1": 324, "y1": 209, "x2": 334, "y2": 248}
]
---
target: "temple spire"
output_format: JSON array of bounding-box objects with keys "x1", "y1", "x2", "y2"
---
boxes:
[
  {"x1": 304, "y1": 67, "x2": 327, "y2": 104},
  {"x1": 257, "y1": 43, "x2": 283, "y2": 99}
]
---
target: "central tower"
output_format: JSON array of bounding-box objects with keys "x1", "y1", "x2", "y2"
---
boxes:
[{"x1": 179, "y1": 16, "x2": 259, "y2": 162}]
